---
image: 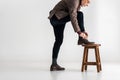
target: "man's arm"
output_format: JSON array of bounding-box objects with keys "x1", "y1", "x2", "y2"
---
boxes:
[{"x1": 65, "y1": 0, "x2": 81, "y2": 32}]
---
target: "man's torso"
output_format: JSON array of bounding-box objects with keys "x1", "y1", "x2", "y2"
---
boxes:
[{"x1": 48, "y1": 0, "x2": 80, "y2": 20}]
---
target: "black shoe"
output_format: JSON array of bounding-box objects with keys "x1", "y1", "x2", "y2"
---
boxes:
[
  {"x1": 50, "y1": 64, "x2": 65, "y2": 71},
  {"x1": 78, "y1": 38, "x2": 94, "y2": 45}
]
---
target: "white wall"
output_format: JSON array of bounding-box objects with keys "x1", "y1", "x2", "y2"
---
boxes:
[{"x1": 0, "y1": 0, "x2": 120, "y2": 63}]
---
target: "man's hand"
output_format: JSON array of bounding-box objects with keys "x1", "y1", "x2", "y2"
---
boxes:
[
  {"x1": 79, "y1": 32, "x2": 88, "y2": 39},
  {"x1": 81, "y1": 0, "x2": 90, "y2": 7}
]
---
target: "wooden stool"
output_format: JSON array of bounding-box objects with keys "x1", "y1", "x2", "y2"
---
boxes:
[{"x1": 81, "y1": 44, "x2": 102, "y2": 72}]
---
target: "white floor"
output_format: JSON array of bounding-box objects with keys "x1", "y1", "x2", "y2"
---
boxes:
[{"x1": 0, "y1": 62, "x2": 120, "y2": 80}]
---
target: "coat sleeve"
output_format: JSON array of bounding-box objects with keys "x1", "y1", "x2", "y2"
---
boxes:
[{"x1": 65, "y1": 0, "x2": 81, "y2": 32}]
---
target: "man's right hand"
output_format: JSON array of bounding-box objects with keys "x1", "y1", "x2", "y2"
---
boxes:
[{"x1": 79, "y1": 32, "x2": 88, "y2": 39}]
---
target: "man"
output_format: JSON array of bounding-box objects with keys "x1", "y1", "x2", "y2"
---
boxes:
[{"x1": 48, "y1": 0, "x2": 94, "y2": 71}]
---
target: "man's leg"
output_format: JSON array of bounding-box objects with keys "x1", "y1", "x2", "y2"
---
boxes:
[
  {"x1": 77, "y1": 11, "x2": 85, "y2": 32},
  {"x1": 77, "y1": 11, "x2": 94, "y2": 45},
  {"x1": 50, "y1": 15, "x2": 70, "y2": 71},
  {"x1": 77, "y1": 11, "x2": 85, "y2": 40},
  {"x1": 52, "y1": 24, "x2": 65, "y2": 65}
]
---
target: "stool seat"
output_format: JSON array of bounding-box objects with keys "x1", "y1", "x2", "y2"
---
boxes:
[
  {"x1": 82, "y1": 44, "x2": 101, "y2": 47},
  {"x1": 81, "y1": 43, "x2": 102, "y2": 72}
]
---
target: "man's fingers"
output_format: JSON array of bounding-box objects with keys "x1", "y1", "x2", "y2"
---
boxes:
[{"x1": 80, "y1": 33, "x2": 87, "y2": 39}]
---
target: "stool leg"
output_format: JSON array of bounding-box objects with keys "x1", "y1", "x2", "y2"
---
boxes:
[
  {"x1": 95, "y1": 47, "x2": 100, "y2": 72},
  {"x1": 97, "y1": 47, "x2": 102, "y2": 71},
  {"x1": 81, "y1": 47, "x2": 87, "y2": 72},
  {"x1": 85, "y1": 48, "x2": 88, "y2": 70}
]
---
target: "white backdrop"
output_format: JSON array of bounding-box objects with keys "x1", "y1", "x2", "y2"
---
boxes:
[{"x1": 0, "y1": 0, "x2": 120, "y2": 63}]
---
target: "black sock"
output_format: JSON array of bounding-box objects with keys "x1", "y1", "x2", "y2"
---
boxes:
[{"x1": 52, "y1": 58, "x2": 57, "y2": 65}]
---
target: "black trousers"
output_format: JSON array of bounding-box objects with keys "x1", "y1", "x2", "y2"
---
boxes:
[{"x1": 50, "y1": 11, "x2": 85, "y2": 60}]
